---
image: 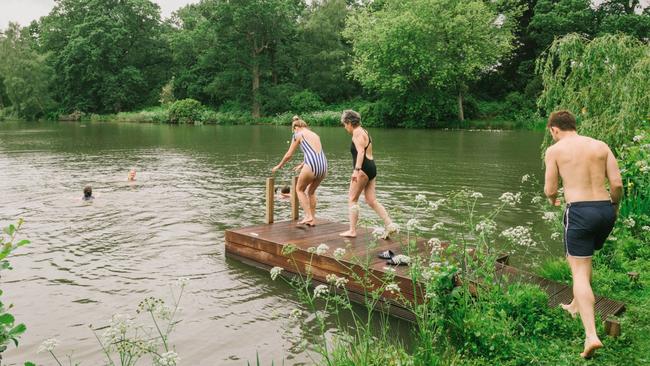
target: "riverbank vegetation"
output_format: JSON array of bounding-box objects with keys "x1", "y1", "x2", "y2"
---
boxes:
[{"x1": 1, "y1": 0, "x2": 649, "y2": 128}]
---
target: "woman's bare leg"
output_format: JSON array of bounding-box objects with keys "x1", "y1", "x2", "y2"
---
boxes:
[
  {"x1": 296, "y1": 168, "x2": 315, "y2": 224},
  {"x1": 305, "y1": 174, "x2": 325, "y2": 225},
  {"x1": 339, "y1": 173, "x2": 368, "y2": 237},
  {"x1": 363, "y1": 179, "x2": 392, "y2": 227}
]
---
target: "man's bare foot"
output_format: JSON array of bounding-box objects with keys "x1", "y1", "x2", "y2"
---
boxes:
[
  {"x1": 339, "y1": 230, "x2": 356, "y2": 238},
  {"x1": 304, "y1": 219, "x2": 316, "y2": 227},
  {"x1": 560, "y1": 302, "x2": 578, "y2": 318},
  {"x1": 298, "y1": 217, "x2": 313, "y2": 225},
  {"x1": 580, "y1": 337, "x2": 603, "y2": 358}
]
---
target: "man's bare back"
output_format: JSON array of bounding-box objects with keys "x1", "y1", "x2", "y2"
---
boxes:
[
  {"x1": 543, "y1": 110, "x2": 623, "y2": 359},
  {"x1": 545, "y1": 135, "x2": 620, "y2": 204}
]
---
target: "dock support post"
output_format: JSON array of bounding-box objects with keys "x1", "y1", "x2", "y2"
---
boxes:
[
  {"x1": 604, "y1": 318, "x2": 621, "y2": 337},
  {"x1": 290, "y1": 176, "x2": 299, "y2": 221},
  {"x1": 266, "y1": 177, "x2": 275, "y2": 224}
]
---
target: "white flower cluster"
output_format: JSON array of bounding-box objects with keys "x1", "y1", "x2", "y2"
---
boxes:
[
  {"x1": 326, "y1": 274, "x2": 349, "y2": 288},
  {"x1": 542, "y1": 212, "x2": 557, "y2": 222},
  {"x1": 427, "y1": 238, "x2": 443, "y2": 253},
  {"x1": 385, "y1": 283, "x2": 400, "y2": 294},
  {"x1": 521, "y1": 174, "x2": 530, "y2": 183},
  {"x1": 470, "y1": 191, "x2": 483, "y2": 199},
  {"x1": 155, "y1": 351, "x2": 180, "y2": 366},
  {"x1": 499, "y1": 192, "x2": 522, "y2": 206},
  {"x1": 333, "y1": 248, "x2": 346, "y2": 260},
  {"x1": 415, "y1": 194, "x2": 427, "y2": 203},
  {"x1": 316, "y1": 243, "x2": 329, "y2": 255},
  {"x1": 386, "y1": 222, "x2": 400, "y2": 234},
  {"x1": 176, "y1": 277, "x2": 189, "y2": 288},
  {"x1": 38, "y1": 338, "x2": 59, "y2": 353},
  {"x1": 531, "y1": 196, "x2": 543, "y2": 204},
  {"x1": 501, "y1": 226, "x2": 536, "y2": 248},
  {"x1": 270, "y1": 266, "x2": 283, "y2": 280},
  {"x1": 313, "y1": 284, "x2": 329, "y2": 298},
  {"x1": 406, "y1": 218, "x2": 420, "y2": 231},
  {"x1": 636, "y1": 160, "x2": 649, "y2": 173},
  {"x1": 642, "y1": 226, "x2": 650, "y2": 232},
  {"x1": 633, "y1": 134, "x2": 644, "y2": 142},
  {"x1": 391, "y1": 254, "x2": 411, "y2": 265},
  {"x1": 428, "y1": 199, "x2": 445, "y2": 211},
  {"x1": 102, "y1": 314, "x2": 134, "y2": 346},
  {"x1": 372, "y1": 226, "x2": 387, "y2": 239},
  {"x1": 551, "y1": 232, "x2": 562, "y2": 241},
  {"x1": 475, "y1": 219, "x2": 497, "y2": 235},
  {"x1": 623, "y1": 217, "x2": 636, "y2": 228},
  {"x1": 290, "y1": 308, "x2": 303, "y2": 319}
]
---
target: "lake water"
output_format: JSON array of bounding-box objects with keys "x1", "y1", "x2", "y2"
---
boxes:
[{"x1": 0, "y1": 121, "x2": 556, "y2": 365}]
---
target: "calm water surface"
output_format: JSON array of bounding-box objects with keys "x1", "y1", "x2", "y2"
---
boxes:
[{"x1": 0, "y1": 121, "x2": 554, "y2": 365}]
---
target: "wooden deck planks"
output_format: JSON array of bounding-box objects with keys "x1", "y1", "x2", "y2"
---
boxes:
[{"x1": 225, "y1": 219, "x2": 626, "y2": 323}]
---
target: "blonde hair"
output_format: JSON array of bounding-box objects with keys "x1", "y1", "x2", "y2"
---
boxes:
[{"x1": 291, "y1": 115, "x2": 308, "y2": 128}]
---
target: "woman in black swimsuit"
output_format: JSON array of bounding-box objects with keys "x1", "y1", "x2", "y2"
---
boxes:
[{"x1": 339, "y1": 110, "x2": 395, "y2": 238}]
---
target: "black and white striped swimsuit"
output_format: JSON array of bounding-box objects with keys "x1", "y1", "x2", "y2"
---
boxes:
[{"x1": 293, "y1": 132, "x2": 328, "y2": 178}]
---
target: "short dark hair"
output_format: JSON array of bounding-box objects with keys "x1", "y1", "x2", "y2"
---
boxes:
[
  {"x1": 547, "y1": 110, "x2": 577, "y2": 131},
  {"x1": 281, "y1": 186, "x2": 290, "y2": 194},
  {"x1": 341, "y1": 110, "x2": 361, "y2": 127},
  {"x1": 83, "y1": 185, "x2": 92, "y2": 197}
]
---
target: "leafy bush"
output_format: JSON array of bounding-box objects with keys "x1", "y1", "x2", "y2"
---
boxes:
[
  {"x1": 289, "y1": 90, "x2": 325, "y2": 113},
  {"x1": 168, "y1": 98, "x2": 204, "y2": 124},
  {"x1": 261, "y1": 83, "x2": 300, "y2": 115}
]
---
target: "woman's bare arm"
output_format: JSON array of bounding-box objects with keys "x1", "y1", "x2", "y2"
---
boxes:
[{"x1": 272, "y1": 136, "x2": 300, "y2": 173}]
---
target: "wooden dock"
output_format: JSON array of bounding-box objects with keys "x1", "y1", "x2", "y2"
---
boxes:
[
  {"x1": 225, "y1": 177, "x2": 626, "y2": 334},
  {"x1": 224, "y1": 219, "x2": 626, "y2": 330}
]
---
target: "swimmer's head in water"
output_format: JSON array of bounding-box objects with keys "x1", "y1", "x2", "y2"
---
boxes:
[
  {"x1": 281, "y1": 186, "x2": 290, "y2": 194},
  {"x1": 83, "y1": 185, "x2": 93, "y2": 199},
  {"x1": 128, "y1": 169, "x2": 136, "y2": 181}
]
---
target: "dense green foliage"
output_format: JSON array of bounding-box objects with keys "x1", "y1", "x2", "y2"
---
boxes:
[
  {"x1": 0, "y1": 0, "x2": 649, "y2": 125},
  {"x1": 537, "y1": 34, "x2": 650, "y2": 148}
]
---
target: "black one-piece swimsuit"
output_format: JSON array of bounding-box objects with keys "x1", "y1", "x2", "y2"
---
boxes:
[{"x1": 350, "y1": 129, "x2": 377, "y2": 181}]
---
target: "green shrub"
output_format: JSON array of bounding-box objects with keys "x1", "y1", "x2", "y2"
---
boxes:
[
  {"x1": 168, "y1": 98, "x2": 204, "y2": 124},
  {"x1": 262, "y1": 83, "x2": 300, "y2": 114},
  {"x1": 289, "y1": 90, "x2": 325, "y2": 113}
]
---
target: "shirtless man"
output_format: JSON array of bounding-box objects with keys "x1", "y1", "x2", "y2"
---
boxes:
[{"x1": 543, "y1": 110, "x2": 623, "y2": 359}]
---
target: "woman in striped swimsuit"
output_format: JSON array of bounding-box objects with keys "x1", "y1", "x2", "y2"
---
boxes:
[{"x1": 272, "y1": 116, "x2": 328, "y2": 226}]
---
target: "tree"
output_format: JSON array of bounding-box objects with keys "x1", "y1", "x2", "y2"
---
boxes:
[
  {"x1": 296, "y1": 0, "x2": 358, "y2": 103},
  {"x1": 36, "y1": 0, "x2": 171, "y2": 113},
  {"x1": 537, "y1": 33, "x2": 650, "y2": 148},
  {"x1": 345, "y1": 0, "x2": 514, "y2": 122},
  {"x1": 0, "y1": 23, "x2": 55, "y2": 119},
  {"x1": 169, "y1": 0, "x2": 302, "y2": 117}
]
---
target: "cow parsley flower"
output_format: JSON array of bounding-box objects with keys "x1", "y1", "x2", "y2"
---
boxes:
[
  {"x1": 475, "y1": 219, "x2": 497, "y2": 235},
  {"x1": 551, "y1": 232, "x2": 562, "y2": 241},
  {"x1": 333, "y1": 248, "x2": 346, "y2": 260},
  {"x1": 499, "y1": 192, "x2": 521, "y2": 206},
  {"x1": 155, "y1": 351, "x2": 180, "y2": 366},
  {"x1": 415, "y1": 194, "x2": 427, "y2": 203},
  {"x1": 623, "y1": 218, "x2": 635, "y2": 228},
  {"x1": 270, "y1": 266, "x2": 283, "y2": 280},
  {"x1": 314, "y1": 284, "x2": 329, "y2": 298},
  {"x1": 316, "y1": 243, "x2": 329, "y2": 255},
  {"x1": 542, "y1": 212, "x2": 557, "y2": 222},
  {"x1": 326, "y1": 274, "x2": 348, "y2": 288},
  {"x1": 38, "y1": 338, "x2": 59, "y2": 353},
  {"x1": 501, "y1": 226, "x2": 536, "y2": 248},
  {"x1": 427, "y1": 238, "x2": 442, "y2": 252},
  {"x1": 372, "y1": 227, "x2": 387, "y2": 239},
  {"x1": 470, "y1": 192, "x2": 483, "y2": 199},
  {"x1": 521, "y1": 174, "x2": 530, "y2": 183},
  {"x1": 385, "y1": 283, "x2": 400, "y2": 294}
]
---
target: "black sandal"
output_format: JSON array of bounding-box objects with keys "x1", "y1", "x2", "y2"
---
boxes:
[{"x1": 377, "y1": 250, "x2": 394, "y2": 260}]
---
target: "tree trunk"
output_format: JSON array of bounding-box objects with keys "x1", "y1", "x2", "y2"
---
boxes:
[
  {"x1": 252, "y1": 61, "x2": 261, "y2": 118},
  {"x1": 457, "y1": 90, "x2": 464, "y2": 122}
]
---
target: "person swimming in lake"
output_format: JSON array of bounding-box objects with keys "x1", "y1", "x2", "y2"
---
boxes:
[
  {"x1": 272, "y1": 116, "x2": 327, "y2": 226},
  {"x1": 82, "y1": 186, "x2": 94, "y2": 201},
  {"x1": 127, "y1": 169, "x2": 136, "y2": 181},
  {"x1": 275, "y1": 185, "x2": 291, "y2": 199}
]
